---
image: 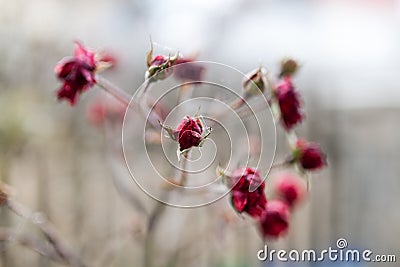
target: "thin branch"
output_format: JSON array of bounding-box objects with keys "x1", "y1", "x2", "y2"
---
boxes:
[
  {"x1": 6, "y1": 199, "x2": 89, "y2": 267},
  {"x1": 0, "y1": 227, "x2": 63, "y2": 263},
  {"x1": 270, "y1": 160, "x2": 291, "y2": 170},
  {"x1": 96, "y1": 75, "x2": 162, "y2": 130},
  {"x1": 209, "y1": 95, "x2": 270, "y2": 132},
  {"x1": 143, "y1": 154, "x2": 189, "y2": 267},
  {"x1": 95, "y1": 75, "x2": 131, "y2": 104},
  {"x1": 143, "y1": 192, "x2": 167, "y2": 267},
  {"x1": 106, "y1": 148, "x2": 148, "y2": 216},
  {"x1": 178, "y1": 154, "x2": 189, "y2": 186}
]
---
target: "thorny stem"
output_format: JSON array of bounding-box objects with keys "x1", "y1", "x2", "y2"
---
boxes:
[
  {"x1": 95, "y1": 75, "x2": 131, "y2": 104},
  {"x1": 210, "y1": 96, "x2": 246, "y2": 127},
  {"x1": 96, "y1": 64, "x2": 313, "y2": 266},
  {"x1": 0, "y1": 227, "x2": 63, "y2": 263},
  {"x1": 229, "y1": 97, "x2": 246, "y2": 110},
  {"x1": 178, "y1": 153, "x2": 189, "y2": 185},
  {"x1": 176, "y1": 85, "x2": 185, "y2": 106},
  {"x1": 176, "y1": 83, "x2": 195, "y2": 106},
  {"x1": 306, "y1": 173, "x2": 311, "y2": 191},
  {"x1": 143, "y1": 153, "x2": 190, "y2": 267},
  {"x1": 6, "y1": 199, "x2": 88, "y2": 267},
  {"x1": 95, "y1": 75, "x2": 162, "y2": 130},
  {"x1": 235, "y1": 97, "x2": 271, "y2": 121},
  {"x1": 136, "y1": 78, "x2": 152, "y2": 100},
  {"x1": 270, "y1": 160, "x2": 291, "y2": 170},
  {"x1": 103, "y1": 124, "x2": 148, "y2": 216},
  {"x1": 209, "y1": 94, "x2": 271, "y2": 133}
]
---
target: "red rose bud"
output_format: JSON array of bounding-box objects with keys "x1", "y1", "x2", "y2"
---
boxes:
[
  {"x1": 259, "y1": 200, "x2": 290, "y2": 238},
  {"x1": 279, "y1": 58, "x2": 298, "y2": 78},
  {"x1": 146, "y1": 43, "x2": 178, "y2": 80},
  {"x1": 230, "y1": 167, "x2": 267, "y2": 218},
  {"x1": 173, "y1": 57, "x2": 205, "y2": 82},
  {"x1": 86, "y1": 95, "x2": 127, "y2": 126},
  {"x1": 295, "y1": 139, "x2": 327, "y2": 170},
  {"x1": 274, "y1": 77, "x2": 304, "y2": 130},
  {"x1": 147, "y1": 55, "x2": 178, "y2": 80},
  {"x1": 174, "y1": 115, "x2": 203, "y2": 151},
  {"x1": 55, "y1": 41, "x2": 111, "y2": 105},
  {"x1": 273, "y1": 172, "x2": 306, "y2": 208},
  {"x1": 242, "y1": 67, "x2": 267, "y2": 96}
]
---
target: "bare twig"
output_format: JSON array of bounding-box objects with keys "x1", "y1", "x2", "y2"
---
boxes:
[
  {"x1": 96, "y1": 75, "x2": 162, "y2": 130},
  {"x1": 143, "y1": 154, "x2": 189, "y2": 267},
  {"x1": 106, "y1": 148, "x2": 148, "y2": 216},
  {"x1": 270, "y1": 160, "x2": 291, "y2": 170},
  {"x1": 143, "y1": 191, "x2": 168, "y2": 267},
  {"x1": 6, "y1": 199, "x2": 89, "y2": 267},
  {"x1": 96, "y1": 75, "x2": 131, "y2": 104},
  {"x1": 0, "y1": 227, "x2": 63, "y2": 263}
]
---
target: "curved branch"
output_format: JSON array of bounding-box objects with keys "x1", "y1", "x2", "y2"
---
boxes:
[
  {"x1": 6, "y1": 199, "x2": 89, "y2": 267},
  {"x1": 0, "y1": 227, "x2": 63, "y2": 263}
]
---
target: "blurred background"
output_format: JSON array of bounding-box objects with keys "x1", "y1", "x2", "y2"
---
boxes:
[{"x1": 1, "y1": 0, "x2": 400, "y2": 266}]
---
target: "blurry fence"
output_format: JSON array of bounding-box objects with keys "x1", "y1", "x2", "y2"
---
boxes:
[{"x1": 1, "y1": 104, "x2": 399, "y2": 267}]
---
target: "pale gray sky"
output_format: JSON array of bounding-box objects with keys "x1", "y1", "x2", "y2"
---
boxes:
[{"x1": 1, "y1": 0, "x2": 400, "y2": 108}]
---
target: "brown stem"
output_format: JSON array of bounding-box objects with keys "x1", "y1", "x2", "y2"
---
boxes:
[
  {"x1": 229, "y1": 97, "x2": 245, "y2": 110},
  {"x1": 270, "y1": 160, "x2": 291, "y2": 170},
  {"x1": 178, "y1": 153, "x2": 189, "y2": 185},
  {"x1": 143, "y1": 153, "x2": 190, "y2": 267},
  {"x1": 95, "y1": 75, "x2": 131, "y2": 104},
  {"x1": 96, "y1": 75, "x2": 162, "y2": 130},
  {"x1": 176, "y1": 86, "x2": 184, "y2": 106},
  {"x1": 209, "y1": 95, "x2": 270, "y2": 132},
  {"x1": 105, "y1": 134, "x2": 148, "y2": 216},
  {"x1": 211, "y1": 96, "x2": 246, "y2": 127},
  {"x1": 143, "y1": 198, "x2": 166, "y2": 267},
  {"x1": 6, "y1": 199, "x2": 89, "y2": 267},
  {"x1": 0, "y1": 227, "x2": 63, "y2": 263},
  {"x1": 175, "y1": 83, "x2": 194, "y2": 106},
  {"x1": 234, "y1": 97, "x2": 271, "y2": 121}
]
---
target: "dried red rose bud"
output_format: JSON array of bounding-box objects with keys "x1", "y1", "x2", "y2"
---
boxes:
[
  {"x1": 86, "y1": 95, "x2": 127, "y2": 126},
  {"x1": 55, "y1": 41, "x2": 111, "y2": 105},
  {"x1": 174, "y1": 115, "x2": 204, "y2": 151},
  {"x1": 294, "y1": 139, "x2": 327, "y2": 170},
  {"x1": 148, "y1": 55, "x2": 173, "y2": 78},
  {"x1": 146, "y1": 44, "x2": 178, "y2": 80},
  {"x1": 230, "y1": 167, "x2": 267, "y2": 218},
  {"x1": 259, "y1": 199, "x2": 290, "y2": 238},
  {"x1": 173, "y1": 58, "x2": 205, "y2": 82},
  {"x1": 273, "y1": 172, "x2": 306, "y2": 208},
  {"x1": 279, "y1": 58, "x2": 298, "y2": 78},
  {"x1": 242, "y1": 67, "x2": 267, "y2": 96},
  {"x1": 146, "y1": 42, "x2": 205, "y2": 82},
  {"x1": 274, "y1": 77, "x2": 304, "y2": 130}
]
